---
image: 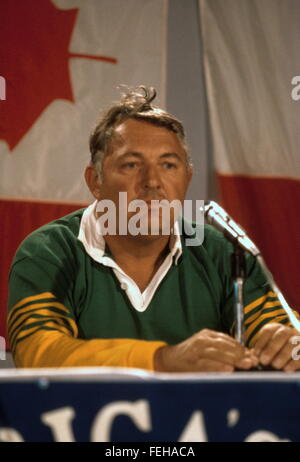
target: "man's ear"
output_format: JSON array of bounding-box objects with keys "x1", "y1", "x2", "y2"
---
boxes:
[
  {"x1": 187, "y1": 165, "x2": 193, "y2": 186},
  {"x1": 84, "y1": 164, "x2": 102, "y2": 200}
]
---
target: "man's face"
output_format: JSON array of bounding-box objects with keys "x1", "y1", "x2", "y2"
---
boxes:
[{"x1": 97, "y1": 118, "x2": 192, "y2": 235}]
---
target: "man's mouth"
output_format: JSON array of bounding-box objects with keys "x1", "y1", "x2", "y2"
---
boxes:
[
  {"x1": 136, "y1": 197, "x2": 167, "y2": 204},
  {"x1": 136, "y1": 199, "x2": 168, "y2": 210}
]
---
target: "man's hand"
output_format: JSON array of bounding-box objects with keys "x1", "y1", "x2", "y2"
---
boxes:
[
  {"x1": 154, "y1": 328, "x2": 258, "y2": 373},
  {"x1": 253, "y1": 323, "x2": 300, "y2": 372}
]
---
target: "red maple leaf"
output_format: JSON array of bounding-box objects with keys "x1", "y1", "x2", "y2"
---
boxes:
[{"x1": 0, "y1": 0, "x2": 117, "y2": 150}]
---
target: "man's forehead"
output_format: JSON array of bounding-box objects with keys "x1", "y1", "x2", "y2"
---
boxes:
[
  {"x1": 114, "y1": 119, "x2": 170, "y2": 136},
  {"x1": 111, "y1": 119, "x2": 185, "y2": 152}
]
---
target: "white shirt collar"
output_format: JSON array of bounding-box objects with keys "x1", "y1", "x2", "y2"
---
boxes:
[
  {"x1": 77, "y1": 200, "x2": 183, "y2": 312},
  {"x1": 78, "y1": 200, "x2": 182, "y2": 266}
]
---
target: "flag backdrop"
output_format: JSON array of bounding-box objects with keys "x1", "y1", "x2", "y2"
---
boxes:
[
  {"x1": 2, "y1": 0, "x2": 300, "y2": 346},
  {"x1": 0, "y1": 0, "x2": 167, "y2": 341},
  {"x1": 200, "y1": 0, "x2": 300, "y2": 311}
]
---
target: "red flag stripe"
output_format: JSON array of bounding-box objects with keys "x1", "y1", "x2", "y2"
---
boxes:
[{"x1": 217, "y1": 174, "x2": 300, "y2": 311}]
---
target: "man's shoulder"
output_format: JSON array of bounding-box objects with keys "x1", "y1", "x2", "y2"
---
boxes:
[
  {"x1": 180, "y1": 219, "x2": 258, "y2": 284},
  {"x1": 41, "y1": 207, "x2": 86, "y2": 235},
  {"x1": 13, "y1": 207, "x2": 87, "y2": 264},
  {"x1": 181, "y1": 219, "x2": 233, "y2": 252}
]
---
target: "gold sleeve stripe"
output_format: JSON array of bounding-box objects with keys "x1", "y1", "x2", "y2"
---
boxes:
[
  {"x1": 8, "y1": 298, "x2": 69, "y2": 326},
  {"x1": 10, "y1": 312, "x2": 77, "y2": 348},
  {"x1": 244, "y1": 291, "x2": 277, "y2": 315},
  {"x1": 11, "y1": 320, "x2": 73, "y2": 353},
  {"x1": 8, "y1": 303, "x2": 77, "y2": 332},
  {"x1": 8, "y1": 292, "x2": 56, "y2": 321},
  {"x1": 8, "y1": 301, "x2": 73, "y2": 330},
  {"x1": 9, "y1": 307, "x2": 78, "y2": 341},
  {"x1": 9, "y1": 305, "x2": 76, "y2": 329},
  {"x1": 244, "y1": 296, "x2": 287, "y2": 324},
  {"x1": 248, "y1": 316, "x2": 291, "y2": 347},
  {"x1": 245, "y1": 309, "x2": 291, "y2": 340},
  {"x1": 12, "y1": 318, "x2": 72, "y2": 344},
  {"x1": 12, "y1": 325, "x2": 68, "y2": 355},
  {"x1": 292, "y1": 309, "x2": 300, "y2": 320},
  {"x1": 263, "y1": 300, "x2": 283, "y2": 309},
  {"x1": 245, "y1": 303, "x2": 284, "y2": 326}
]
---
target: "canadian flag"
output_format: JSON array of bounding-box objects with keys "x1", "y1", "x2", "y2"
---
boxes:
[
  {"x1": 200, "y1": 0, "x2": 300, "y2": 311},
  {"x1": 0, "y1": 0, "x2": 167, "y2": 340}
]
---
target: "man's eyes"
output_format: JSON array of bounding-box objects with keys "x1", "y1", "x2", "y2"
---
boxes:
[
  {"x1": 121, "y1": 161, "x2": 139, "y2": 169},
  {"x1": 162, "y1": 161, "x2": 178, "y2": 169},
  {"x1": 119, "y1": 161, "x2": 179, "y2": 170}
]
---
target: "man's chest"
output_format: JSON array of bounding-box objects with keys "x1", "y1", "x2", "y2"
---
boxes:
[{"x1": 74, "y1": 262, "x2": 225, "y2": 344}]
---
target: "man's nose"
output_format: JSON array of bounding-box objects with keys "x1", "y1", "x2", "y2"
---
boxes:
[{"x1": 141, "y1": 164, "x2": 162, "y2": 190}]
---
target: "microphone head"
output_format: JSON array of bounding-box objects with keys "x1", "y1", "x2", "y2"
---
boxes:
[
  {"x1": 203, "y1": 201, "x2": 227, "y2": 221},
  {"x1": 202, "y1": 201, "x2": 261, "y2": 256}
]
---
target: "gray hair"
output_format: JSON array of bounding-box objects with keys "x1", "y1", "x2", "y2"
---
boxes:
[{"x1": 89, "y1": 86, "x2": 192, "y2": 180}]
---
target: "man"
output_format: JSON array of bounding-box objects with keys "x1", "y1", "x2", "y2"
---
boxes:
[{"x1": 7, "y1": 86, "x2": 300, "y2": 372}]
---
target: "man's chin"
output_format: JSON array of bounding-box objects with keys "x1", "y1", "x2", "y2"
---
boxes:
[
  {"x1": 124, "y1": 232, "x2": 171, "y2": 243},
  {"x1": 128, "y1": 215, "x2": 175, "y2": 237}
]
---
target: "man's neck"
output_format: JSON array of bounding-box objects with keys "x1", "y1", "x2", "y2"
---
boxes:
[
  {"x1": 104, "y1": 234, "x2": 170, "y2": 265},
  {"x1": 103, "y1": 234, "x2": 171, "y2": 291}
]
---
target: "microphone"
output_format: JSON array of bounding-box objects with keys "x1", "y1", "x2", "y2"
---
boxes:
[
  {"x1": 203, "y1": 201, "x2": 300, "y2": 351},
  {"x1": 203, "y1": 201, "x2": 261, "y2": 257}
]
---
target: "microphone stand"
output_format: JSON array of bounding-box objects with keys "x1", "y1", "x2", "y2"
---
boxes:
[
  {"x1": 231, "y1": 244, "x2": 246, "y2": 346},
  {"x1": 218, "y1": 228, "x2": 275, "y2": 370},
  {"x1": 228, "y1": 238, "x2": 274, "y2": 370},
  {"x1": 203, "y1": 201, "x2": 300, "y2": 371}
]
